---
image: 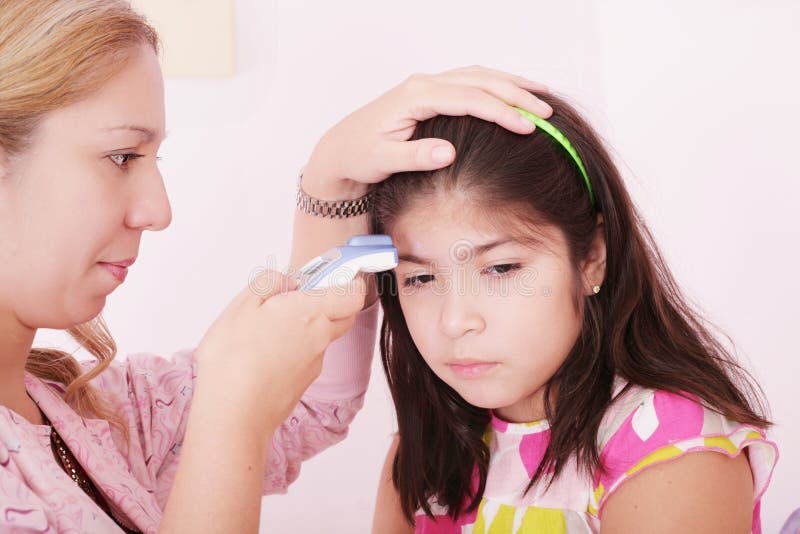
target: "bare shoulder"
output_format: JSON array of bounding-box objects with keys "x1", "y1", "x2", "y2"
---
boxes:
[{"x1": 600, "y1": 451, "x2": 754, "y2": 534}]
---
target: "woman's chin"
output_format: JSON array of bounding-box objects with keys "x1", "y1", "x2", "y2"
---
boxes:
[
  {"x1": 35, "y1": 291, "x2": 107, "y2": 329},
  {"x1": 61, "y1": 297, "x2": 106, "y2": 328}
]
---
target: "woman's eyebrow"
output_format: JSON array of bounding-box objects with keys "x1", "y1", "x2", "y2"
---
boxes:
[{"x1": 102, "y1": 124, "x2": 168, "y2": 142}]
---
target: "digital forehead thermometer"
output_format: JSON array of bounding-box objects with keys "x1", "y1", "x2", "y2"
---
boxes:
[{"x1": 297, "y1": 234, "x2": 398, "y2": 290}]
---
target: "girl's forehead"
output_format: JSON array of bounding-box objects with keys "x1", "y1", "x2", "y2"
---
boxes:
[
  {"x1": 391, "y1": 199, "x2": 494, "y2": 243},
  {"x1": 392, "y1": 215, "x2": 496, "y2": 251},
  {"x1": 390, "y1": 199, "x2": 564, "y2": 263}
]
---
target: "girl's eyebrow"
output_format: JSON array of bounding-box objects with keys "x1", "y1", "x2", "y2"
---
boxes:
[
  {"x1": 397, "y1": 252, "x2": 433, "y2": 265},
  {"x1": 398, "y1": 239, "x2": 515, "y2": 265}
]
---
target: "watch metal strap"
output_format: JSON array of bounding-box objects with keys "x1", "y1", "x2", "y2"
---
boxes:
[{"x1": 295, "y1": 175, "x2": 373, "y2": 218}]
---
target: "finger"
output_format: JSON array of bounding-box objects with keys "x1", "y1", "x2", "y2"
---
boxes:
[
  {"x1": 268, "y1": 276, "x2": 367, "y2": 322},
  {"x1": 410, "y1": 83, "x2": 537, "y2": 135},
  {"x1": 444, "y1": 65, "x2": 551, "y2": 95},
  {"x1": 225, "y1": 274, "x2": 271, "y2": 311},
  {"x1": 373, "y1": 138, "x2": 456, "y2": 175},
  {"x1": 308, "y1": 277, "x2": 368, "y2": 321},
  {"x1": 247, "y1": 269, "x2": 294, "y2": 305},
  {"x1": 437, "y1": 73, "x2": 553, "y2": 118}
]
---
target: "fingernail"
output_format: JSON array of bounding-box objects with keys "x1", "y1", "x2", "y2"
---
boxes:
[
  {"x1": 432, "y1": 145, "x2": 454, "y2": 165},
  {"x1": 519, "y1": 114, "x2": 536, "y2": 130}
]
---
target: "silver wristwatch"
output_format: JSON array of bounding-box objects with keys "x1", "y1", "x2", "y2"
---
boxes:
[{"x1": 295, "y1": 172, "x2": 373, "y2": 219}]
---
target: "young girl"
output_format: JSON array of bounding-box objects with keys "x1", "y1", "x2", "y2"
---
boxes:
[
  {"x1": 369, "y1": 93, "x2": 778, "y2": 533},
  {"x1": 0, "y1": 0, "x2": 552, "y2": 531}
]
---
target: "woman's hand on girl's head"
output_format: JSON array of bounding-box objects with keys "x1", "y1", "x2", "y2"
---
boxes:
[
  {"x1": 192, "y1": 270, "x2": 367, "y2": 435},
  {"x1": 301, "y1": 66, "x2": 553, "y2": 199}
]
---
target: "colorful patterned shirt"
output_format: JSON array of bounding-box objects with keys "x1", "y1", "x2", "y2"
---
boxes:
[{"x1": 415, "y1": 380, "x2": 778, "y2": 533}]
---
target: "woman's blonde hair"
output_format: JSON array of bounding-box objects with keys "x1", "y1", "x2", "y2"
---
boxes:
[{"x1": 0, "y1": 0, "x2": 160, "y2": 438}]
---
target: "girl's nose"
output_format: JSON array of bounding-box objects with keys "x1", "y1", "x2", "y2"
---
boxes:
[{"x1": 438, "y1": 284, "x2": 486, "y2": 339}]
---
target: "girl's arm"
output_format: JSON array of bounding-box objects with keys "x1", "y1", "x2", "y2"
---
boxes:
[
  {"x1": 592, "y1": 387, "x2": 776, "y2": 533},
  {"x1": 600, "y1": 449, "x2": 754, "y2": 533},
  {"x1": 372, "y1": 435, "x2": 415, "y2": 534}
]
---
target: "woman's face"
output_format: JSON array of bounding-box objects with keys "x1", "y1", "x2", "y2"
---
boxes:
[
  {"x1": 390, "y1": 193, "x2": 601, "y2": 423},
  {"x1": 0, "y1": 44, "x2": 171, "y2": 330}
]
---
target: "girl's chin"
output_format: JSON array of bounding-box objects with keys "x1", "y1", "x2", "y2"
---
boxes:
[{"x1": 455, "y1": 388, "x2": 517, "y2": 412}]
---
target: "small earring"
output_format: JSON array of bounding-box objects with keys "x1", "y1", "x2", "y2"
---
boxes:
[{"x1": 592, "y1": 285, "x2": 601, "y2": 294}]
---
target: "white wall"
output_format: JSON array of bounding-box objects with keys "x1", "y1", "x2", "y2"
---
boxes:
[{"x1": 38, "y1": 0, "x2": 799, "y2": 531}]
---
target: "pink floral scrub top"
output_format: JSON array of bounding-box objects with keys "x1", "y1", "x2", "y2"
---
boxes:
[{"x1": 0, "y1": 302, "x2": 379, "y2": 533}]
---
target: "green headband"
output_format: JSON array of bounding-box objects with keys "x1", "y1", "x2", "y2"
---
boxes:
[{"x1": 514, "y1": 107, "x2": 596, "y2": 207}]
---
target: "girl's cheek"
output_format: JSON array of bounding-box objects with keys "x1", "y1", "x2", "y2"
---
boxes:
[{"x1": 405, "y1": 313, "x2": 435, "y2": 349}]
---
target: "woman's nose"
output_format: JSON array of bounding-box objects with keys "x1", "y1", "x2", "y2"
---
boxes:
[{"x1": 124, "y1": 169, "x2": 172, "y2": 231}]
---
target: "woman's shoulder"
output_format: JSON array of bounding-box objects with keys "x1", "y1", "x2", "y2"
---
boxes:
[
  {"x1": 78, "y1": 349, "x2": 196, "y2": 392},
  {"x1": 589, "y1": 378, "x2": 777, "y2": 517}
]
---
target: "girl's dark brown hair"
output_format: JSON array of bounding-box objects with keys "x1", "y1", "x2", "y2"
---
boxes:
[{"x1": 369, "y1": 92, "x2": 771, "y2": 523}]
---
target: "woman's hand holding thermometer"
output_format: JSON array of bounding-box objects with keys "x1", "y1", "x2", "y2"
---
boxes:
[{"x1": 297, "y1": 235, "x2": 398, "y2": 290}]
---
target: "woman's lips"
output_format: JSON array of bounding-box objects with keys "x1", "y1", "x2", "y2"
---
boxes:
[
  {"x1": 99, "y1": 260, "x2": 133, "y2": 282},
  {"x1": 448, "y1": 361, "x2": 499, "y2": 379}
]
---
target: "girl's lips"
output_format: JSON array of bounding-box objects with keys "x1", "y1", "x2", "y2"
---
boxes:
[
  {"x1": 448, "y1": 361, "x2": 498, "y2": 379},
  {"x1": 99, "y1": 262, "x2": 129, "y2": 282}
]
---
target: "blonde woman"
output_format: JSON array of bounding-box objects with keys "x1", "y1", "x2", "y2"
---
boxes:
[{"x1": 0, "y1": 0, "x2": 553, "y2": 532}]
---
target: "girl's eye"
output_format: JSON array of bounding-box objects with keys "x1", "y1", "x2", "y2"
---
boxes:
[
  {"x1": 403, "y1": 274, "x2": 435, "y2": 288},
  {"x1": 108, "y1": 153, "x2": 144, "y2": 169},
  {"x1": 484, "y1": 263, "x2": 522, "y2": 276}
]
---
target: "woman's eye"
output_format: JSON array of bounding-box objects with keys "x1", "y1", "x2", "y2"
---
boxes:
[
  {"x1": 484, "y1": 263, "x2": 521, "y2": 276},
  {"x1": 403, "y1": 274, "x2": 435, "y2": 287},
  {"x1": 108, "y1": 153, "x2": 144, "y2": 169}
]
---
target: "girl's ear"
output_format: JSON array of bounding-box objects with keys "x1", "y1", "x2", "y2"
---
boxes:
[{"x1": 580, "y1": 212, "x2": 606, "y2": 296}]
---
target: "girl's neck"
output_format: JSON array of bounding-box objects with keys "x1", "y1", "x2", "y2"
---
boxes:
[
  {"x1": 494, "y1": 403, "x2": 545, "y2": 424},
  {"x1": 493, "y1": 382, "x2": 558, "y2": 424}
]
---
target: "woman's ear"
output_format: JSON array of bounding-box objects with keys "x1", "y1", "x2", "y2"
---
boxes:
[{"x1": 580, "y1": 212, "x2": 606, "y2": 295}]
